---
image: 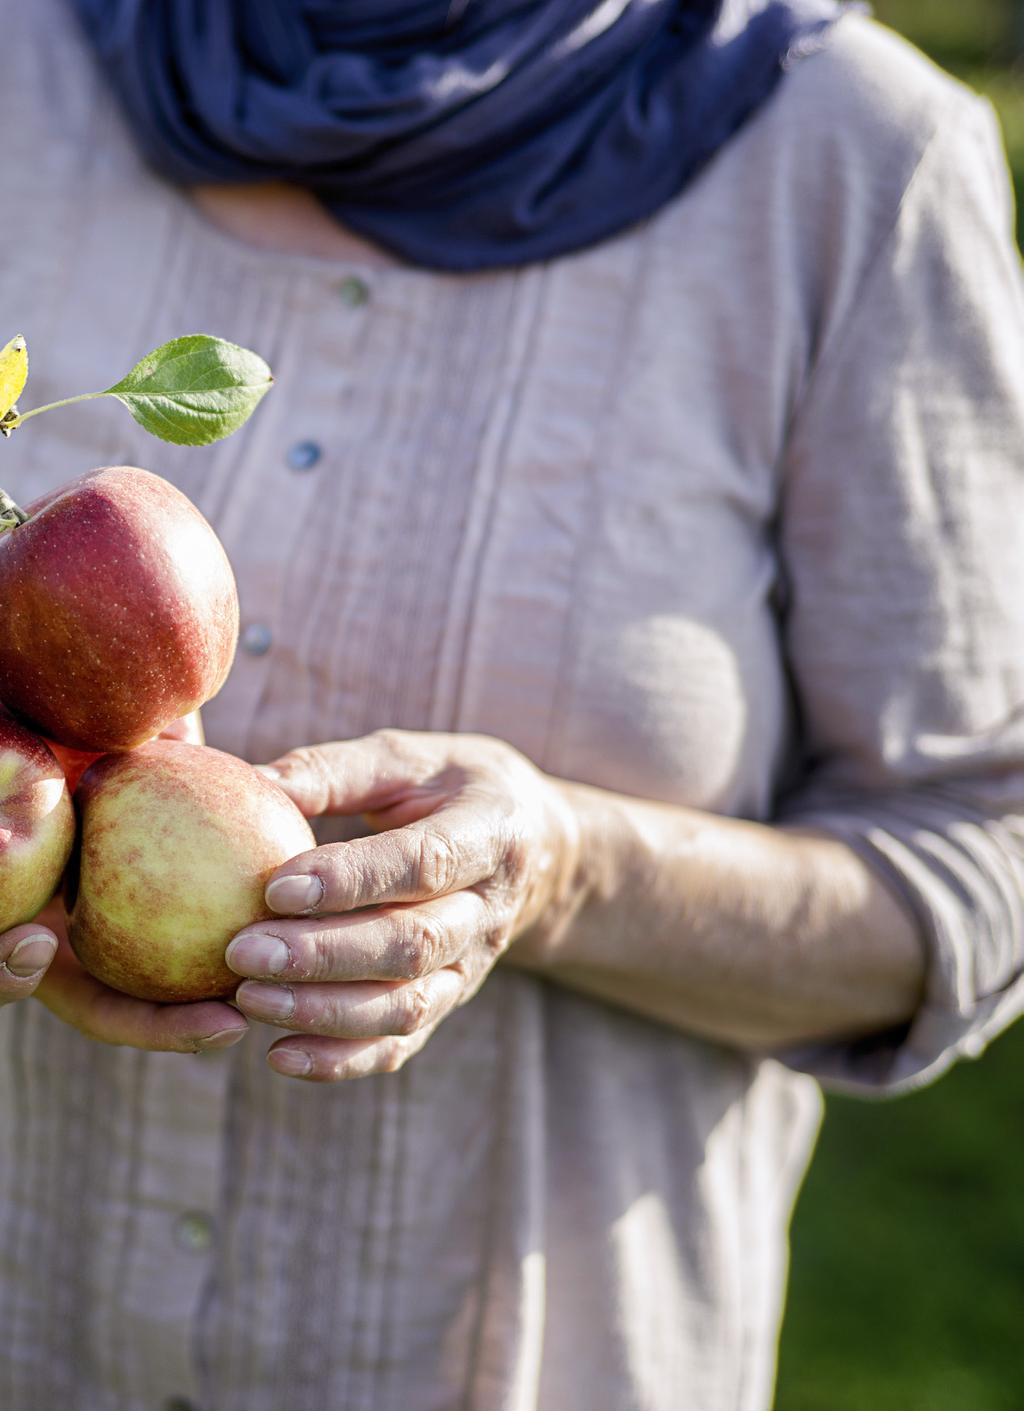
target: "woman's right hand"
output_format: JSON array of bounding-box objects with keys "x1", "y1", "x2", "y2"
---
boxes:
[
  {"x1": 2, "y1": 710, "x2": 245, "y2": 1049},
  {"x1": 0, "y1": 921, "x2": 59, "y2": 1004},
  {"x1": 5, "y1": 906, "x2": 248, "y2": 1055}
]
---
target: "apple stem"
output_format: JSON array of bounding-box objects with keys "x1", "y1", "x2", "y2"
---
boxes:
[{"x1": 0, "y1": 487, "x2": 29, "y2": 535}]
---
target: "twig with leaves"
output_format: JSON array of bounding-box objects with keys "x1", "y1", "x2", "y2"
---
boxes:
[{"x1": 0, "y1": 332, "x2": 273, "y2": 531}]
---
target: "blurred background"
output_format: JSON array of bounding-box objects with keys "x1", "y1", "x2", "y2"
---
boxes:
[{"x1": 776, "y1": 4, "x2": 1024, "y2": 1408}]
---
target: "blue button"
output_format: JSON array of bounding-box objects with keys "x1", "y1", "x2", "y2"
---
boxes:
[
  {"x1": 286, "y1": 440, "x2": 322, "y2": 472},
  {"x1": 241, "y1": 623, "x2": 273, "y2": 657}
]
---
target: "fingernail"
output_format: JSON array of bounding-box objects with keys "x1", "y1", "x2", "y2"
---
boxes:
[
  {"x1": 226, "y1": 933, "x2": 290, "y2": 976},
  {"x1": 266, "y1": 875, "x2": 323, "y2": 914},
  {"x1": 196, "y1": 1027, "x2": 247, "y2": 1052},
  {"x1": 255, "y1": 764, "x2": 282, "y2": 780},
  {"x1": 5, "y1": 934, "x2": 58, "y2": 978},
  {"x1": 269, "y1": 1049, "x2": 312, "y2": 1078},
  {"x1": 236, "y1": 982, "x2": 295, "y2": 1021}
]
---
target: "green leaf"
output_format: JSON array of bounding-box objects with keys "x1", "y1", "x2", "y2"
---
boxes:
[{"x1": 104, "y1": 334, "x2": 273, "y2": 446}]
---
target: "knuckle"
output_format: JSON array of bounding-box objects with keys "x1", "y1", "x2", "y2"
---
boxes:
[
  {"x1": 283, "y1": 745, "x2": 335, "y2": 811},
  {"x1": 395, "y1": 913, "x2": 444, "y2": 978},
  {"x1": 499, "y1": 830, "x2": 530, "y2": 889},
  {"x1": 372, "y1": 727, "x2": 407, "y2": 753},
  {"x1": 370, "y1": 728, "x2": 423, "y2": 775},
  {"x1": 286, "y1": 746, "x2": 328, "y2": 790},
  {"x1": 308, "y1": 932, "x2": 337, "y2": 982},
  {"x1": 287, "y1": 744, "x2": 320, "y2": 770},
  {"x1": 414, "y1": 829, "x2": 460, "y2": 897},
  {"x1": 482, "y1": 918, "x2": 509, "y2": 959},
  {"x1": 395, "y1": 982, "x2": 431, "y2": 1036},
  {"x1": 379, "y1": 1038, "x2": 408, "y2": 1074}
]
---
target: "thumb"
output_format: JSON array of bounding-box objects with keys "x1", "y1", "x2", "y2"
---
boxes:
[
  {"x1": 256, "y1": 734, "x2": 427, "y2": 819},
  {"x1": 1, "y1": 923, "x2": 60, "y2": 992}
]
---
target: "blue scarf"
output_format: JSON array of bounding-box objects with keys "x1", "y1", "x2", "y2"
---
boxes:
[{"x1": 69, "y1": 0, "x2": 846, "y2": 271}]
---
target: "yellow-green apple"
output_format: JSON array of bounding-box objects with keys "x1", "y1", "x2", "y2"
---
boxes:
[
  {"x1": 0, "y1": 710, "x2": 75, "y2": 933},
  {"x1": 0, "y1": 466, "x2": 238, "y2": 752},
  {"x1": 66, "y1": 739, "x2": 315, "y2": 1002}
]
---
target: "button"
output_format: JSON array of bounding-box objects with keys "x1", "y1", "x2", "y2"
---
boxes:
[
  {"x1": 241, "y1": 623, "x2": 273, "y2": 657},
  {"x1": 174, "y1": 1210, "x2": 214, "y2": 1253},
  {"x1": 286, "y1": 439, "x2": 322, "y2": 472},
  {"x1": 336, "y1": 274, "x2": 370, "y2": 307}
]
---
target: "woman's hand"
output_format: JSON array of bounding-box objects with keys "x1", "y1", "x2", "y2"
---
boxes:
[
  {"x1": 228, "y1": 730, "x2": 581, "y2": 1082},
  {"x1": 24, "y1": 899, "x2": 247, "y2": 1050},
  {"x1": 1, "y1": 921, "x2": 59, "y2": 1005},
  {"x1": 3, "y1": 709, "x2": 248, "y2": 1052},
  {"x1": 35, "y1": 932, "x2": 249, "y2": 1052}
]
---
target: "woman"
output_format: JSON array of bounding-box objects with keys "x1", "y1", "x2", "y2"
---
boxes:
[{"x1": 0, "y1": 1, "x2": 1022, "y2": 1408}]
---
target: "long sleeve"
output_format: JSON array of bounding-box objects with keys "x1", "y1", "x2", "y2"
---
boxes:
[{"x1": 774, "y1": 92, "x2": 1024, "y2": 1095}]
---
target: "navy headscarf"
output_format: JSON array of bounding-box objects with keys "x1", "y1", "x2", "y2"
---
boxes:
[{"x1": 68, "y1": 0, "x2": 847, "y2": 271}]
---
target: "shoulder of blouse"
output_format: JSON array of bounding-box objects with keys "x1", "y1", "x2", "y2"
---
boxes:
[
  {"x1": 746, "y1": 9, "x2": 997, "y2": 263},
  {"x1": 782, "y1": 11, "x2": 985, "y2": 168},
  {"x1": 709, "y1": 11, "x2": 1008, "y2": 411}
]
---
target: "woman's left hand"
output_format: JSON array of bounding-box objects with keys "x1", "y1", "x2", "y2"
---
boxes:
[{"x1": 228, "y1": 730, "x2": 580, "y2": 1081}]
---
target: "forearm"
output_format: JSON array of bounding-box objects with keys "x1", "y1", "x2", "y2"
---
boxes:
[{"x1": 509, "y1": 779, "x2": 926, "y2": 1050}]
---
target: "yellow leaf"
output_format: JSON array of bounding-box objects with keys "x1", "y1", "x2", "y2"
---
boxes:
[{"x1": 0, "y1": 334, "x2": 28, "y2": 422}]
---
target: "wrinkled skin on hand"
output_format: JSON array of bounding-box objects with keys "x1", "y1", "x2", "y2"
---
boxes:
[
  {"x1": 4, "y1": 723, "x2": 578, "y2": 1072},
  {"x1": 227, "y1": 729, "x2": 581, "y2": 1082}
]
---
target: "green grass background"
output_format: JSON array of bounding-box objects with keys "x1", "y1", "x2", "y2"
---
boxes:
[
  {"x1": 871, "y1": 0, "x2": 1023, "y2": 244},
  {"x1": 776, "y1": 5, "x2": 1024, "y2": 1408}
]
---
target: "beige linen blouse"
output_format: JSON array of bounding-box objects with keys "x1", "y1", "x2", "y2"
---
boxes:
[{"x1": 1, "y1": 5, "x2": 1023, "y2": 1410}]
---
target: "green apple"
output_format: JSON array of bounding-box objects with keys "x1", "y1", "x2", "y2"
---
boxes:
[{"x1": 67, "y1": 739, "x2": 315, "y2": 1002}]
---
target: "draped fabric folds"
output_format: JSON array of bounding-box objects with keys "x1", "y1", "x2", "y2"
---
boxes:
[{"x1": 68, "y1": 0, "x2": 846, "y2": 268}]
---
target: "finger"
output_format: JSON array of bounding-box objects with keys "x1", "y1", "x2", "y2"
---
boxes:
[
  {"x1": 265, "y1": 1026, "x2": 436, "y2": 1083},
  {"x1": 227, "y1": 889, "x2": 499, "y2": 983},
  {"x1": 265, "y1": 803, "x2": 506, "y2": 916},
  {"x1": 160, "y1": 709, "x2": 204, "y2": 745},
  {"x1": 235, "y1": 963, "x2": 468, "y2": 1038},
  {"x1": 35, "y1": 938, "x2": 248, "y2": 1053},
  {"x1": 257, "y1": 730, "x2": 444, "y2": 819},
  {"x1": 0, "y1": 925, "x2": 60, "y2": 1003}
]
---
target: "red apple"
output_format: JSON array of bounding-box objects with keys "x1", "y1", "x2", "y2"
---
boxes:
[
  {"x1": 0, "y1": 709, "x2": 75, "y2": 933},
  {"x1": 0, "y1": 466, "x2": 238, "y2": 752},
  {"x1": 67, "y1": 739, "x2": 315, "y2": 1002}
]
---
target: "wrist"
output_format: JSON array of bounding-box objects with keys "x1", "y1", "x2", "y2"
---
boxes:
[{"x1": 509, "y1": 777, "x2": 603, "y2": 969}]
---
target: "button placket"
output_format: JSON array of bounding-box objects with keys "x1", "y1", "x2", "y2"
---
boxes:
[
  {"x1": 204, "y1": 264, "x2": 373, "y2": 753},
  {"x1": 113, "y1": 1049, "x2": 230, "y2": 1409}
]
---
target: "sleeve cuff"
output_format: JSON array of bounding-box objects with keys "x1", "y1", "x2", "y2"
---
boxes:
[{"x1": 771, "y1": 800, "x2": 1024, "y2": 1096}]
